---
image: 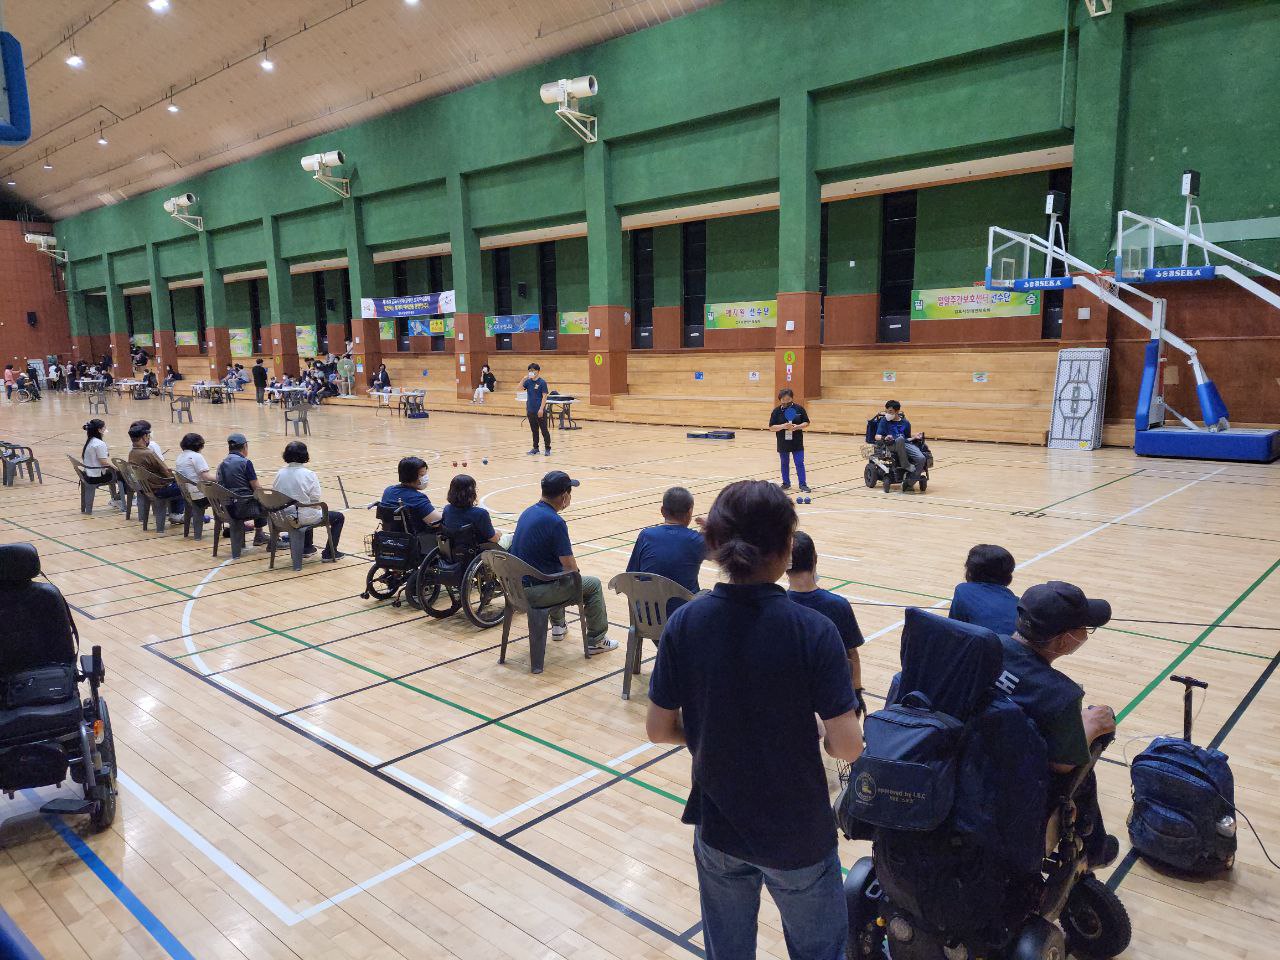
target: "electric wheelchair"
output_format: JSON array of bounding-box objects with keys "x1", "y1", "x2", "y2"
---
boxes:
[
  {"x1": 837, "y1": 610, "x2": 1130, "y2": 960},
  {"x1": 362, "y1": 503, "x2": 507, "y2": 628},
  {"x1": 0, "y1": 543, "x2": 118, "y2": 831},
  {"x1": 863, "y1": 416, "x2": 933, "y2": 493}
]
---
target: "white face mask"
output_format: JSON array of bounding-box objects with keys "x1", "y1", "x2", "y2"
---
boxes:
[{"x1": 417, "y1": 474, "x2": 429, "y2": 488}]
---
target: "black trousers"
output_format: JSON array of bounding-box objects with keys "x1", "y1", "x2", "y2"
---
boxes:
[
  {"x1": 527, "y1": 411, "x2": 551, "y2": 451},
  {"x1": 303, "y1": 510, "x2": 345, "y2": 556}
]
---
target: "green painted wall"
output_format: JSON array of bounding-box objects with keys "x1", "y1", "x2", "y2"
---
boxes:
[
  {"x1": 706, "y1": 211, "x2": 778, "y2": 304},
  {"x1": 127, "y1": 294, "x2": 153, "y2": 335},
  {"x1": 279, "y1": 206, "x2": 344, "y2": 262},
  {"x1": 825, "y1": 197, "x2": 881, "y2": 296},
  {"x1": 224, "y1": 281, "x2": 253, "y2": 332},
  {"x1": 653, "y1": 226, "x2": 682, "y2": 308},
  {"x1": 172, "y1": 288, "x2": 200, "y2": 334},
  {"x1": 557, "y1": 238, "x2": 589, "y2": 313},
  {"x1": 85, "y1": 296, "x2": 109, "y2": 336},
  {"x1": 915, "y1": 173, "x2": 1050, "y2": 289}
]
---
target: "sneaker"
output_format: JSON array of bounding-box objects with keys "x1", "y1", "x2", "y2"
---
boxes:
[
  {"x1": 108, "y1": 498, "x2": 123, "y2": 510},
  {"x1": 586, "y1": 635, "x2": 619, "y2": 655},
  {"x1": 252, "y1": 533, "x2": 269, "y2": 546},
  {"x1": 798, "y1": 484, "x2": 812, "y2": 494},
  {"x1": 543, "y1": 449, "x2": 552, "y2": 456},
  {"x1": 1088, "y1": 834, "x2": 1121, "y2": 871},
  {"x1": 321, "y1": 550, "x2": 344, "y2": 563},
  {"x1": 527, "y1": 449, "x2": 539, "y2": 456},
  {"x1": 302, "y1": 545, "x2": 319, "y2": 557},
  {"x1": 780, "y1": 483, "x2": 792, "y2": 491},
  {"x1": 551, "y1": 623, "x2": 568, "y2": 640}
]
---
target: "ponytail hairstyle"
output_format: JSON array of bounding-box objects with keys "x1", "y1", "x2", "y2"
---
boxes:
[
  {"x1": 82, "y1": 419, "x2": 106, "y2": 458},
  {"x1": 703, "y1": 480, "x2": 796, "y2": 583}
]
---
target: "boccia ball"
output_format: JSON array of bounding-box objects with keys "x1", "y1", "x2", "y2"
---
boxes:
[
  {"x1": 482, "y1": 458, "x2": 489, "y2": 465},
  {"x1": 462, "y1": 461, "x2": 468, "y2": 467},
  {"x1": 452, "y1": 461, "x2": 458, "y2": 467}
]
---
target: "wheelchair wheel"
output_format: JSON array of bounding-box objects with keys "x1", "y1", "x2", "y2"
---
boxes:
[
  {"x1": 461, "y1": 553, "x2": 507, "y2": 629},
  {"x1": 883, "y1": 474, "x2": 892, "y2": 493},
  {"x1": 89, "y1": 699, "x2": 118, "y2": 831},
  {"x1": 364, "y1": 563, "x2": 405, "y2": 600},
  {"x1": 863, "y1": 463, "x2": 878, "y2": 489},
  {"x1": 416, "y1": 550, "x2": 461, "y2": 619},
  {"x1": 1061, "y1": 875, "x2": 1132, "y2": 959},
  {"x1": 1010, "y1": 916, "x2": 1067, "y2": 960},
  {"x1": 844, "y1": 857, "x2": 887, "y2": 959}
]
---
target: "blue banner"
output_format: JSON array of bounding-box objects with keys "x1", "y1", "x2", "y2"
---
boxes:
[
  {"x1": 360, "y1": 290, "x2": 455, "y2": 318},
  {"x1": 485, "y1": 313, "x2": 540, "y2": 335},
  {"x1": 1143, "y1": 265, "x2": 1216, "y2": 283},
  {"x1": 1012, "y1": 276, "x2": 1074, "y2": 291}
]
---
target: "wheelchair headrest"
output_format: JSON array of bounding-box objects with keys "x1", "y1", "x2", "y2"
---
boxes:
[
  {"x1": 0, "y1": 542, "x2": 40, "y2": 584},
  {"x1": 894, "y1": 608, "x2": 1002, "y2": 721}
]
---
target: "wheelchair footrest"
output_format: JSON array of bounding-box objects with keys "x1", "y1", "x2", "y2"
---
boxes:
[{"x1": 41, "y1": 797, "x2": 94, "y2": 816}]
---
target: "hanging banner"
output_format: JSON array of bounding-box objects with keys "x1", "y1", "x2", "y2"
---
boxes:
[
  {"x1": 484, "y1": 313, "x2": 540, "y2": 335},
  {"x1": 408, "y1": 316, "x2": 455, "y2": 338},
  {"x1": 558, "y1": 311, "x2": 590, "y2": 335},
  {"x1": 911, "y1": 286, "x2": 1041, "y2": 320},
  {"x1": 131, "y1": 333, "x2": 154, "y2": 347},
  {"x1": 378, "y1": 320, "x2": 396, "y2": 341},
  {"x1": 175, "y1": 330, "x2": 199, "y2": 347},
  {"x1": 295, "y1": 325, "x2": 319, "y2": 357},
  {"x1": 228, "y1": 328, "x2": 254, "y2": 358},
  {"x1": 704, "y1": 299, "x2": 778, "y2": 330},
  {"x1": 360, "y1": 290, "x2": 455, "y2": 318}
]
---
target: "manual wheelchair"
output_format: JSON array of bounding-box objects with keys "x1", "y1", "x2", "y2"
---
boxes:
[
  {"x1": 0, "y1": 543, "x2": 118, "y2": 831},
  {"x1": 362, "y1": 503, "x2": 507, "y2": 628}
]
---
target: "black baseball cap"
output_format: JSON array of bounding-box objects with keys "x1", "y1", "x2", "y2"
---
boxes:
[
  {"x1": 541, "y1": 470, "x2": 579, "y2": 498},
  {"x1": 1017, "y1": 581, "x2": 1111, "y2": 643}
]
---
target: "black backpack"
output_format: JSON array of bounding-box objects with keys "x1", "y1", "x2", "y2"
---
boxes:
[{"x1": 1128, "y1": 676, "x2": 1236, "y2": 873}]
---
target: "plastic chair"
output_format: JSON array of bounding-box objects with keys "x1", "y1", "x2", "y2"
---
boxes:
[
  {"x1": 487, "y1": 553, "x2": 589, "y2": 674},
  {"x1": 254, "y1": 489, "x2": 332, "y2": 571},
  {"x1": 109, "y1": 458, "x2": 140, "y2": 521},
  {"x1": 200, "y1": 481, "x2": 247, "y2": 559},
  {"x1": 607, "y1": 572, "x2": 694, "y2": 700},
  {"x1": 87, "y1": 390, "x2": 109, "y2": 415},
  {"x1": 170, "y1": 396, "x2": 193, "y2": 424},
  {"x1": 284, "y1": 403, "x2": 311, "y2": 436},
  {"x1": 129, "y1": 465, "x2": 178, "y2": 533},
  {"x1": 66, "y1": 456, "x2": 118, "y2": 514},
  {"x1": 1, "y1": 443, "x2": 42, "y2": 486},
  {"x1": 175, "y1": 480, "x2": 207, "y2": 540}
]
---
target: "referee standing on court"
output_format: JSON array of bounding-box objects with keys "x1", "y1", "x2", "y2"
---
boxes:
[{"x1": 769, "y1": 388, "x2": 811, "y2": 493}]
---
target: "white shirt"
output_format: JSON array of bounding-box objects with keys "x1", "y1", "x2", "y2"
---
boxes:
[
  {"x1": 83, "y1": 437, "x2": 110, "y2": 478},
  {"x1": 148, "y1": 440, "x2": 163, "y2": 459},
  {"x1": 174, "y1": 450, "x2": 210, "y2": 497},
  {"x1": 271, "y1": 462, "x2": 324, "y2": 526}
]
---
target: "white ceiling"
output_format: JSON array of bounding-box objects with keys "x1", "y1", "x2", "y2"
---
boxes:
[{"x1": 0, "y1": 0, "x2": 714, "y2": 221}]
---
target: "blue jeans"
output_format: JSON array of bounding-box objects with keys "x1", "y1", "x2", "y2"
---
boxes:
[
  {"x1": 779, "y1": 450, "x2": 806, "y2": 487},
  {"x1": 694, "y1": 830, "x2": 846, "y2": 960}
]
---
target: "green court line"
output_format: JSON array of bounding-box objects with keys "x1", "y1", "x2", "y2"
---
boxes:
[
  {"x1": 1031, "y1": 469, "x2": 1144, "y2": 514},
  {"x1": 2, "y1": 517, "x2": 686, "y2": 806},
  {"x1": 172, "y1": 601, "x2": 395, "y2": 659},
  {"x1": 1105, "y1": 626, "x2": 1271, "y2": 662},
  {"x1": 1116, "y1": 555, "x2": 1280, "y2": 724}
]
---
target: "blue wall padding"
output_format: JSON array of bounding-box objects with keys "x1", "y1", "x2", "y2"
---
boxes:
[{"x1": 1, "y1": 33, "x2": 32, "y2": 145}]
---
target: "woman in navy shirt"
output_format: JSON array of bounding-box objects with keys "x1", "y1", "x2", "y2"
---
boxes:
[
  {"x1": 442, "y1": 474, "x2": 512, "y2": 549},
  {"x1": 647, "y1": 480, "x2": 862, "y2": 960},
  {"x1": 949, "y1": 543, "x2": 1019, "y2": 635}
]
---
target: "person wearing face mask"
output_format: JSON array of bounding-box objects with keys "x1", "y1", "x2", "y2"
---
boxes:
[
  {"x1": 380, "y1": 456, "x2": 443, "y2": 532},
  {"x1": 996, "y1": 581, "x2": 1119, "y2": 870},
  {"x1": 768, "y1": 388, "x2": 811, "y2": 493},
  {"x1": 873, "y1": 399, "x2": 927, "y2": 492}
]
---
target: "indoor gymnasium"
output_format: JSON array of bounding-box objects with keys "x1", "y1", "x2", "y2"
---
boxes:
[{"x1": 1, "y1": 2, "x2": 1278, "y2": 959}]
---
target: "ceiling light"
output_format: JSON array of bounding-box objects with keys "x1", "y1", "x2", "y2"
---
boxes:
[
  {"x1": 98, "y1": 135, "x2": 109, "y2": 145},
  {"x1": 43, "y1": 161, "x2": 53, "y2": 171},
  {"x1": 148, "y1": 0, "x2": 171, "y2": 12},
  {"x1": 66, "y1": 53, "x2": 84, "y2": 68},
  {"x1": 167, "y1": 101, "x2": 180, "y2": 113},
  {"x1": 6, "y1": 181, "x2": 15, "y2": 187},
  {"x1": 260, "y1": 57, "x2": 274, "y2": 72},
  {"x1": 405, "y1": 0, "x2": 420, "y2": 6}
]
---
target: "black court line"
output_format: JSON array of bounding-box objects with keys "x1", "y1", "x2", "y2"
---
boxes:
[
  {"x1": 146, "y1": 644, "x2": 703, "y2": 958},
  {"x1": 500, "y1": 745, "x2": 686, "y2": 841},
  {"x1": 204, "y1": 614, "x2": 432, "y2": 676},
  {"x1": 679, "y1": 921, "x2": 704, "y2": 942},
  {"x1": 144, "y1": 594, "x2": 380, "y2": 646},
  {"x1": 1106, "y1": 644, "x2": 1280, "y2": 892},
  {"x1": 375, "y1": 652, "x2": 658, "y2": 769}
]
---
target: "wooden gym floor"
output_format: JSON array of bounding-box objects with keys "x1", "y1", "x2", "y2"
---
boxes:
[{"x1": 1, "y1": 391, "x2": 1277, "y2": 960}]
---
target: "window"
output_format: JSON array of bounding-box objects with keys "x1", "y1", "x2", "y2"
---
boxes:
[
  {"x1": 248, "y1": 279, "x2": 263, "y2": 353},
  {"x1": 818, "y1": 201, "x2": 830, "y2": 344},
  {"x1": 631, "y1": 229, "x2": 654, "y2": 349},
  {"x1": 124, "y1": 297, "x2": 135, "y2": 339},
  {"x1": 311, "y1": 272, "x2": 327, "y2": 359},
  {"x1": 538, "y1": 242, "x2": 558, "y2": 350},
  {"x1": 392, "y1": 260, "x2": 410, "y2": 351},
  {"x1": 681, "y1": 220, "x2": 706, "y2": 348},
  {"x1": 494, "y1": 248, "x2": 512, "y2": 351},
  {"x1": 878, "y1": 190, "x2": 917, "y2": 343}
]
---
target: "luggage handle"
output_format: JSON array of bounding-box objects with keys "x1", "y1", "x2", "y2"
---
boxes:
[{"x1": 1169, "y1": 674, "x2": 1208, "y2": 742}]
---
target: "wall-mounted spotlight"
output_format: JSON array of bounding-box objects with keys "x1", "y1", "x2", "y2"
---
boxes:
[
  {"x1": 164, "y1": 192, "x2": 203, "y2": 231},
  {"x1": 1084, "y1": 0, "x2": 1113, "y2": 16},
  {"x1": 301, "y1": 150, "x2": 350, "y2": 198},
  {"x1": 539, "y1": 76, "x2": 598, "y2": 143},
  {"x1": 24, "y1": 232, "x2": 68, "y2": 263}
]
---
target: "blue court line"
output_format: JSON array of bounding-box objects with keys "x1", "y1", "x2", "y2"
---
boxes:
[
  {"x1": 0, "y1": 902, "x2": 43, "y2": 959},
  {"x1": 36, "y1": 805, "x2": 196, "y2": 960}
]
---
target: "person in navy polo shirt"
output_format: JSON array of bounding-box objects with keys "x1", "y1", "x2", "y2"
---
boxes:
[
  {"x1": 380, "y1": 456, "x2": 443, "y2": 532},
  {"x1": 647, "y1": 480, "x2": 862, "y2": 960},
  {"x1": 626, "y1": 486, "x2": 706, "y2": 596},
  {"x1": 521, "y1": 362, "x2": 552, "y2": 456},
  {"x1": 786, "y1": 530, "x2": 866, "y2": 717},
  {"x1": 873, "y1": 399, "x2": 926, "y2": 491},
  {"x1": 949, "y1": 543, "x2": 1019, "y2": 635},
  {"x1": 509, "y1": 471, "x2": 616, "y2": 660},
  {"x1": 442, "y1": 473, "x2": 512, "y2": 549}
]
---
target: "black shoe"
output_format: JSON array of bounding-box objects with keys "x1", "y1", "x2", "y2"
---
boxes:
[
  {"x1": 1088, "y1": 834, "x2": 1120, "y2": 870},
  {"x1": 798, "y1": 484, "x2": 812, "y2": 493},
  {"x1": 902, "y1": 482, "x2": 915, "y2": 493},
  {"x1": 252, "y1": 533, "x2": 269, "y2": 546},
  {"x1": 321, "y1": 550, "x2": 344, "y2": 563},
  {"x1": 302, "y1": 545, "x2": 319, "y2": 557},
  {"x1": 527, "y1": 449, "x2": 539, "y2": 456},
  {"x1": 780, "y1": 483, "x2": 792, "y2": 491},
  {"x1": 543, "y1": 449, "x2": 551, "y2": 456}
]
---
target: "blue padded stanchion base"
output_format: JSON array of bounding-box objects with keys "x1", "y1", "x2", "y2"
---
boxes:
[{"x1": 1135, "y1": 427, "x2": 1280, "y2": 463}]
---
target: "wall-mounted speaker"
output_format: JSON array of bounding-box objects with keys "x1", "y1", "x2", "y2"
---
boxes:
[
  {"x1": 517, "y1": 282, "x2": 528, "y2": 299},
  {"x1": 26, "y1": 312, "x2": 37, "y2": 328}
]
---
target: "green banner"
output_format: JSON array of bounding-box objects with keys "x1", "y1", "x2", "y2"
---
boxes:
[
  {"x1": 704, "y1": 299, "x2": 777, "y2": 329},
  {"x1": 379, "y1": 320, "x2": 396, "y2": 341},
  {"x1": 131, "y1": 333, "x2": 154, "y2": 347},
  {"x1": 295, "y1": 325, "x2": 319, "y2": 358},
  {"x1": 175, "y1": 330, "x2": 198, "y2": 347},
  {"x1": 558, "y1": 311, "x2": 589, "y2": 335},
  {"x1": 910, "y1": 286, "x2": 1040, "y2": 320},
  {"x1": 229, "y1": 328, "x2": 253, "y2": 358}
]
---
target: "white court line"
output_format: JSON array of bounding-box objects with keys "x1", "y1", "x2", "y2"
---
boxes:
[
  {"x1": 862, "y1": 467, "x2": 1226, "y2": 643},
  {"x1": 801, "y1": 507, "x2": 973, "y2": 522}
]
